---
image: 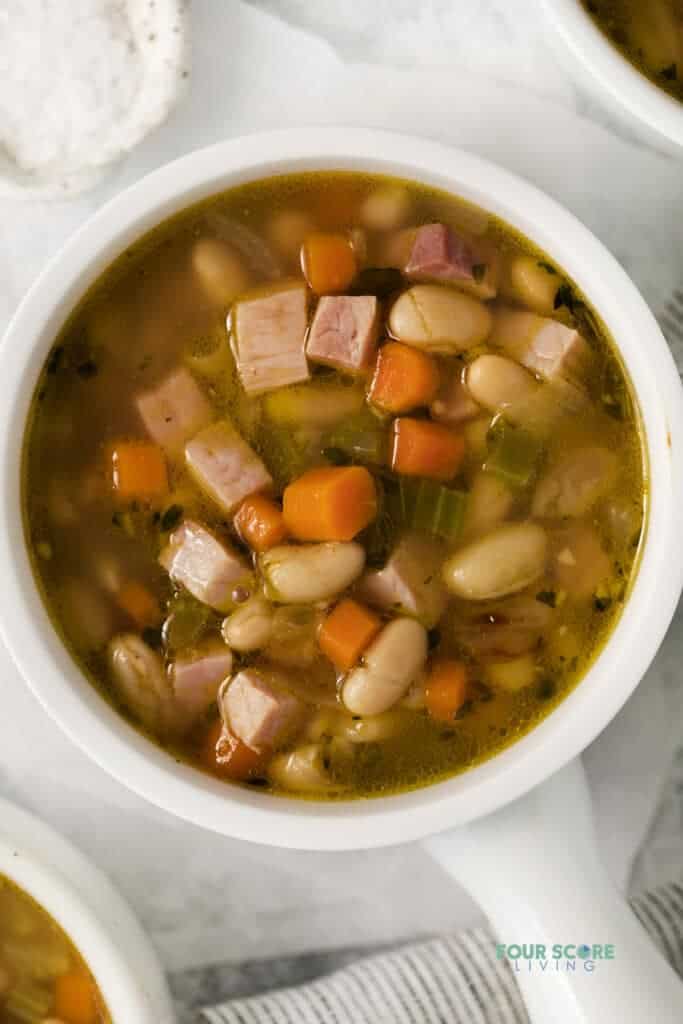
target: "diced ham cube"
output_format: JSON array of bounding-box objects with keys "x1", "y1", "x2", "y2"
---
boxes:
[
  {"x1": 306, "y1": 296, "x2": 379, "y2": 375},
  {"x1": 172, "y1": 642, "x2": 234, "y2": 717},
  {"x1": 233, "y1": 283, "x2": 310, "y2": 395},
  {"x1": 136, "y1": 368, "x2": 214, "y2": 456},
  {"x1": 159, "y1": 519, "x2": 248, "y2": 611},
  {"x1": 405, "y1": 223, "x2": 475, "y2": 284},
  {"x1": 108, "y1": 634, "x2": 180, "y2": 735},
  {"x1": 356, "y1": 533, "x2": 448, "y2": 629},
  {"x1": 430, "y1": 367, "x2": 481, "y2": 425},
  {"x1": 185, "y1": 420, "x2": 272, "y2": 516},
  {"x1": 492, "y1": 311, "x2": 592, "y2": 385},
  {"x1": 220, "y1": 668, "x2": 304, "y2": 752}
]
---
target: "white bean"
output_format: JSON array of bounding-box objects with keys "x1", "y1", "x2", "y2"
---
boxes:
[
  {"x1": 342, "y1": 618, "x2": 428, "y2": 716},
  {"x1": 192, "y1": 238, "x2": 250, "y2": 305},
  {"x1": 108, "y1": 634, "x2": 180, "y2": 735},
  {"x1": 360, "y1": 185, "x2": 412, "y2": 232},
  {"x1": 485, "y1": 654, "x2": 537, "y2": 692},
  {"x1": 260, "y1": 542, "x2": 365, "y2": 603},
  {"x1": 443, "y1": 522, "x2": 548, "y2": 601},
  {"x1": 466, "y1": 354, "x2": 539, "y2": 415},
  {"x1": 462, "y1": 471, "x2": 514, "y2": 540},
  {"x1": 268, "y1": 744, "x2": 334, "y2": 793},
  {"x1": 222, "y1": 596, "x2": 274, "y2": 652},
  {"x1": 266, "y1": 209, "x2": 316, "y2": 262},
  {"x1": 389, "y1": 285, "x2": 492, "y2": 353},
  {"x1": 505, "y1": 255, "x2": 559, "y2": 316},
  {"x1": 532, "y1": 446, "x2": 619, "y2": 519}
]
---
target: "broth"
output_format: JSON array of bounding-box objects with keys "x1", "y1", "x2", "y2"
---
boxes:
[{"x1": 23, "y1": 171, "x2": 645, "y2": 799}]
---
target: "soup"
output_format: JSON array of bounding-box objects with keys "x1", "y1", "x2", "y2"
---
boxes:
[
  {"x1": 582, "y1": 0, "x2": 683, "y2": 102},
  {"x1": 23, "y1": 172, "x2": 645, "y2": 798},
  {"x1": 0, "y1": 874, "x2": 109, "y2": 1023}
]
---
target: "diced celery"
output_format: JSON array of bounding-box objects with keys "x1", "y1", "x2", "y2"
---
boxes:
[
  {"x1": 3, "y1": 979, "x2": 52, "y2": 1021},
  {"x1": 263, "y1": 383, "x2": 364, "y2": 428},
  {"x1": 484, "y1": 422, "x2": 541, "y2": 488},
  {"x1": 322, "y1": 412, "x2": 387, "y2": 466},
  {"x1": 395, "y1": 478, "x2": 466, "y2": 542}
]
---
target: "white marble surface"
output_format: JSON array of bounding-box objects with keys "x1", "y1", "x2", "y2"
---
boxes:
[{"x1": 1, "y1": 0, "x2": 683, "y2": 974}]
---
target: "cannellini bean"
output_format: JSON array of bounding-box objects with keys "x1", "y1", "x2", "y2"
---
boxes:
[
  {"x1": 340, "y1": 709, "x2": 412, "y2": 743},
  {"x1": 61, "y1": 578, "x2": 113, "y2": 648},
  {"x1": 462, "y1": 471, "x2": 514, "y2": 540},
  {"x1": 485, "y1": 654, "x2": 537, "y2": 692},
  {"x1": 455, "y1": 594, "x2": 555, "y2": 658},
  {"x1": 466, "y1": 354, "x2": 539, "y2": 416},
  {"x1": 192, "y1": 238, "x2": 250, "y2": 305},
  {"x1": 266, "y1": 606, "x2": 323, "y2": 667},
  {"x1": 604, "y1": 497, "x2": 642, "y2": 548},
  {"x1": 378, "y1": 227, "x2": 417, "y2": 268},
  {"x1": 532, "y1": 446, "x2": 619, "y2": 519},
  {"x1": 268, "y1": 744, "x2": 335, "y2": 793},
  {"x1": 266, "y1": 209, "x2": 316, "y2": 262},
  {"x1": 342, "y1": 618, "x2": 428, "y2": 716},
  {"x1": 389, "y1": 285, "x2": 492, "y2": 353},
  {"x1": 443, "y1": 523, "x2": 548, "y2": 601},
  {"x1": 260, "y1": 543, "x2": 365, "y2": 603},
  {"x1": 360, "y1": 185, "x2": 412, "y2": 232},
  {"x1": 553, "y1": 524, "x2": 612, "y2": 599},
  {"x1": 504, "y1": 255, "x2": 559, "y2": 316},
  {"x1": 222, "y1": 595, "x2": 274, "y2": 652},
  {"x1": 108, "y1": 634, "x2": 180, "y2": 735}
]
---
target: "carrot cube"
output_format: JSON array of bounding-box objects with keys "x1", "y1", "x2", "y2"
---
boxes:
[
  {"x1": 391, "y1": 417, "x2": 465, "y2": 481},
  {"x1": 116, "y1": 581, "x2": 162, "y2": 629},
  {"x1": 425, "y1": 660, "x2": 468, "y2": 723},
  {"x1": 235, "y1": 494, "x2": 289, "y2": 552},
  {"x1": 301, "y1": 233, "x2": 356, "y2": 294},
  {"x1": 283, "y1": 465, "x2": 377, "y2": 542},
  {"x1": 54, "y1": 971, "x2": 97, "y2": 1024},
  {"x1": 319, "y1": 598, "x2": 381, "y2": 671},
  {"x1": 200, "y1": 720, "x2": 265, "y2": 781},
  {"x1": 369, "y1": 342, "x2": 440, "y2": 413},
  {"x1": 108, "y1": 441, "x2": 168, "y2": 502}
]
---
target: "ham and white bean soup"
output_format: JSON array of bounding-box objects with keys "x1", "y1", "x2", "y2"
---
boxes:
[
  {"x1": 582, "y1": 0, "x2": 683, "y2": 103},
  {"x1": 24, "y1": 172, "x2": 645, "y2": 798},
  {"x1": 0, "y1": 875, "x2": 110, "y2": 1024}
]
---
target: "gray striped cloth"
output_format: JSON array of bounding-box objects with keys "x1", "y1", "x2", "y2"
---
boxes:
[{"x1": 199, "y1": 881, "x2": 683, "y2": 1024}]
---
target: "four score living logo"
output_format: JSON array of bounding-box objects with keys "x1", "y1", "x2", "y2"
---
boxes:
[{"x1": 495, "y1": 942, "x2": 616, "y2": 973}]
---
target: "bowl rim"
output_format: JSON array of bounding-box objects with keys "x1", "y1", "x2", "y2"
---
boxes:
[
  {"x1": 540, "y1": 0, "x2": 683, "y2": 147},
  {"x1": 0, "y1": 796, "x2": 173, "y2": 1023},
  {"x1": 1, "y1": 127, "x2": 682, "y2": 851}
]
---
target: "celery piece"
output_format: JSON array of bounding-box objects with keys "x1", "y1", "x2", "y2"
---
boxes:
[
  {"x1": 484, "y1": 422, "x2": 541, "y2": 488},
  {"x1": 396, "y1": 478, "x2": 466, "y2": 542},
  {"x1": 263, "y1": 383, "x2": 364, "y2": 427},
  {"x1": 322, "y1": 413, "x2": 387, "y2": 466},
  {"x1": 3, "y1": 979, "x2": 52, "y2": 1021}
]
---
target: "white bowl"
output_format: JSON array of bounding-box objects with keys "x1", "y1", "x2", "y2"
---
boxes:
[
  {"x1": 0, "y1": 797, "x2": 173, "y2": 1023},
  {"x1": 541, "y1": 0, "x2": 683, "y2": 149},
  {"x1": 1, "y1": 128, "x2": 682, "y2": 851}
]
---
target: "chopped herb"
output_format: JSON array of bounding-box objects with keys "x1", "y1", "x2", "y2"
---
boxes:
[
  {"x1": 537, "y1": 260, "x2": 557, "y2": 274},
  {"x1": 111, "y1": 512, "x2": 122, "y2": 528},
  {"x1": 536, "y1": 590, "x2": 557, "y2": 608},
  {"x1": 76, "y1": 359, "x2": 98, "y2": 379},
  {"x1": 537, "y1": 679, "x2": 556, "y2": 701},
  {"x1": 322, "y1": 446, "x2": 350, "y2": 466},
  {"x1": 46, "y1": 346, "x2": 64, "y2": 375},
  {"x1": 554, "y1": 282, "x2": 578, "y2": 313},
  {"x1": 428, "y1": 628, "x2": 441, "y2": 651},
  {"x1": 348, "y1": 267, "x2": 404, "y2": 298},
  {"x1": 246, "y1": 777, "x2": 269, "y2": 788},
  {"x1": 440, "y1": 729, "x2": 456, "y2": 741},
  {"x1": 161, "y1": 504, "x2": 184, "y2": 531},
  {"x1": 455, "y1": 699, "x2": 473, "y2": 720},
  {"x1": 151, "y1": 510, "x2": 161, "y2": 525},
  {"x1": 661, "y1": 63, "x2": 678, "y2": 81},
  {"x1": 142, "y1": 626, "x2": 163, "y2": 649},
  {"x1": 472, "y1": 263, "x2": 486, "y2": 283},
  {"x1": 594, "y1": 595, "x2": 613, "y2": 612},
  {"x1": 471, "y1": 682, "x2": 494, "y2": 703}
]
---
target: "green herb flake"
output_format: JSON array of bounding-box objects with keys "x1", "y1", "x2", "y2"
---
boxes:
[
  {"x1": 536, "y1": 590, "x2": 557, "y2": 608},
  {"x1": 537, "y1": 260, "x2": 557, "y2": 274},
  {"x1": 554, "y1": 282, "x2": 577, "y2": 313},
  {"x1": 472, "y1": 263, "x2": 486, "y2": 283},
  {"x1": 661, "y1": 63, "x2": 678, "y2": 81},
  {"x1": 594, "y1": 595, "x2": 613, "y2": 612},
  {"x1": 77, "y1": 359, "x2": 98, "y2": 379},
  {"x1": 161, "y1": 504, "x2": 184, "y2": 531}
]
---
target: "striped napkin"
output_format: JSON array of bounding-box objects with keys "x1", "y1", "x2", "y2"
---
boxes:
[{"x1": 197, "y1": 881, "x2": 683, "y2": 1024}]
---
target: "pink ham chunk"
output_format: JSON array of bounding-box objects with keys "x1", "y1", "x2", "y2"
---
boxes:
[
  {"x1": 159, "y1": 519, "x2": 248, "y2": 611},
  {"x1": 492, "y1": 311, "x2": 592, "y2": 385},
  {"x1": 172, "y1": 642, "x2": 234, "y2": 718},
  {"x1": 405, "y1": 223, "x2": 475, "y2": 284},
  {"x1": 306, "y1": 296, "x2": 379, "y2": 375},
  {"x1": 430, "y1": 368, "x2": 481, "y2": 425},
  {"x1": 356, "y1": 533, "x2": 448, "y2": 629},
  {"x1": 185, "y1": 419, "x2": 272, "y2": 516},
  {"x1": 233, "y1": 283, "x2": 310, "y2": 395},
  {"x1": 136, "y1": 367, "x2": 214, "y2": 456},
  {"x1": 220, "y1": 668, "x2": 303, "y2": 752}
]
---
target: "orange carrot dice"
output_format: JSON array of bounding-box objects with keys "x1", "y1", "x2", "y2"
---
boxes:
[
  {"x1": 319, "y1": 598, "x2": 381, "y2": 671},
  {"x1": 391, "y1": 417, "x2": 465, "y2": 481},
  {"x1": 369, "y1": 342, "x2": 440, "y2": 413},
  {"x1": 200, "y1": 720, "x2": 265, "y2": 781},
  {"x1": 234, "y1": 494, "x2": 289, "y2": 552},
  {"x1": 425, "y1": 660, "x2": 468, "y2": 723},
  {"x1": 54, "y1": 971, "x2": 97, "y2": 1024},
  {"x1": 116, "y1": 581, "x2": 162, "y2": 629},
  {"x1": 283, "y1": 465, "x2": 377, "y2": 542},
  {"x1": 301, "y1": 233, "x2": 356, "y2": 294},
  {"x1": 107, "y1": 441, "x2": 168, "y2": 502}
]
